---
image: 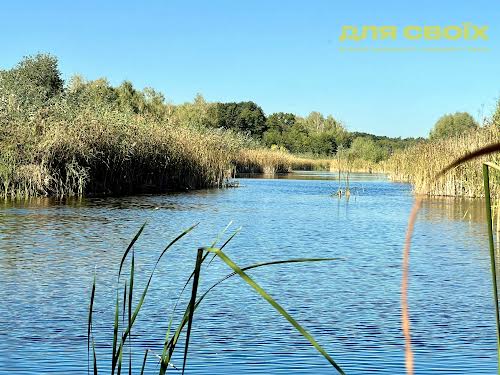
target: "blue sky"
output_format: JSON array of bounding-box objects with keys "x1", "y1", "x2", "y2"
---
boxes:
[{"x1": 1, "y1": 0, "x2": 499, "y2": 137}]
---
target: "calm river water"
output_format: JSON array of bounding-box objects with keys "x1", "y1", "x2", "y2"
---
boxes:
[{"x1": 0, "y1": 172, "x2": 496, "y2": 374}]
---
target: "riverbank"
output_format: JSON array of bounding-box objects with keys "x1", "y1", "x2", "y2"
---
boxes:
[
  {"x1": 0, "y1": 54, "x2": 377, "y2": 199},
  {"x1": 7, "y1": 111, "x2": 499, "y2": 200},
  {"x1": 0, "y1": 125, "x2": 386, "y2": 199},
  {"x1": 386, "y1": 125, "x2": 500, "y2": 198},
  {"x1": 0, "y1": 106, "x2": 245, "y2": 198},
  {"x1": 0, "y1": 110, "x2": 334, "y2": 199},
  {"x1": 235, "y1": 149, "x2": 331, "y2": 174}
]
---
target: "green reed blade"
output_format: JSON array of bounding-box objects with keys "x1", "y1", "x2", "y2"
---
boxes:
[
  {"x1": 210, "y1": 257, "x2": 340, "y2": 289},
  {"x1": 140, "y1": 349, "x2": 149, "y2": 375},
  {"x1": 211, "y1": 221, "x2": 233, "y2": 248},
  {"x1": 164, "y1": 225, "x2": 239, "y2": 343},
  {"x1": 128, "y1": 252, "x2": 134, "y2": 375},
  {"x1": 193, "y1": 257, "x2": 341, "y2": 325},
  {"x1": 160, "y1": 227, "x2": 240, "y2": 369},
  {"x1": 207, "y1": 227, "x2": 241, "y2": 266},
  {"x1": 206, "y1": 247, "x2": 346, "y2": 375},
  {"x1": 160, "y1": 255, "x2": 340, "y2": 374},
  {"x1": 92, "y1": 337, "x2": 98, "y2": 375},
  {"x1": 87, "y1": 271, "x2": 96, "y2": 375},
  {"x1": 160, "y1": 302, "x2": 193, "y2": 374},
  {"x1": 111, "y1": 291, "x2": 120, "y2": 375},
  {"x1": 118, "y1": 223, "x2": 146, "y2": 280},
  {"x1": 117, "y1": 344, "x2": 123, "y2": 375},
  {"x1": 115, "y1": 224, "x2": 198, "y2": 365},
  {"x1": 483, "y1": 163, "x2": 500, "y2": 374},
  {"x1": 122, "y1": 281, "x2": 127, "y2": 326},
  {"x1": 182, "y1": 248, "x2": 204, "y2": 374}
]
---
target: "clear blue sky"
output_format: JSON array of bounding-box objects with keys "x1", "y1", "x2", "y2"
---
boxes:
[{"x1": 1, "y1": 0, "x2": 498, "y2": 137}]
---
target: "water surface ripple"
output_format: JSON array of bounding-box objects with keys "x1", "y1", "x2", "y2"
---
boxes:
[{"x1": 0, "y1": 172, "x2": 496, "y2": 374}]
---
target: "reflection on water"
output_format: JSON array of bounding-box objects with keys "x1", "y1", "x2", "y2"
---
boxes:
[
  {"x1": 238, "y1": 171, "x2": 388, "y2": 182},
  {"x1": 420, "y1": 196, "x2": 487, "y2": 223},
  {"x1": 0, "y1": 172, "x2": 496, "y2": 374}
]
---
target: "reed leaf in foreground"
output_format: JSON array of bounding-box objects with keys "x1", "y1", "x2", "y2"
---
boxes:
[
  {"x1": 160, "y1": 225, "x2": 240, "y2": 360},
  {"x1": 119, "y1": 223, "x2": 146, "y2": 280},
  {"x1": 112, "y1": 223, "x2": 198, "y2": 373},
  {"x1": 87, "y1": 272, "x2": 97, "y2": 375},
  {"x1": 159, "y1": 254, "x2": 340, "y2": 374},
  {"x1": 182, "y1": 249, "x2": 203, "y2": 374},
  {"x1": 205, "y1": 246, "x2": 346, "y2": 375},
  {"x1": 128, "y1": 252, "x2": 135, "y2": 375},
  {"x1": 483, "y1": 162, "x2": 500, "y2": 375},
  {"x1": 89, "y1": 224, "x2": 342, "y2": 374},
  {"x1": 402, "y1": 142, "x2": 500, "y2": 375},
  {"x1": 140, "y1": 350, "x2": 148, "y2": 375}
]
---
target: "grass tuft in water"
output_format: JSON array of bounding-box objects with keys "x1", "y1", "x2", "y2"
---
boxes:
[{"x1": 88, "y1": 223, "x2": 343, "y2": 374}]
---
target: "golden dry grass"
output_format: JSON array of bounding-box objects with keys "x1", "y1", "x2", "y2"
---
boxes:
[
  {"x1": 0, "y1": 107, "x2": 241, "y2": 198},
  {"x1": 387, "y1": 125, "x2": 500, "y2": 197},
  {"x1": 329, "y1": 159, "x2": 385, "y2": 174},
  {"x1": 235, "y1": 148, "x2": 330, "y2": 174}
]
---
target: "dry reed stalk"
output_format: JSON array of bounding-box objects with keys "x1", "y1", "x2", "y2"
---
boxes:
[
  {"x1": 401, "y1": 142, "x2": 500, "y2": 375},
  {"x1": 388, "y1": 126, "x2": 500, "y2": 197}
]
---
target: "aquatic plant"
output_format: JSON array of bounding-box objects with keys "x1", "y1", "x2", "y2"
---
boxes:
[
  {"x1": 483, "y1": 161, "x2": 500, "y2": 372},
  {"x1": 88, "y1": 223, "x2": 345, "y2": 374},
  {"x1": 388, "y1": 125, "x2": 500, "y2": 197},
  {"x1": 401, "y1": 142, "x2": 500, "y2": 375},
  {"x1": 234, "y1": 148, "x2": 330, "y2": 174}
]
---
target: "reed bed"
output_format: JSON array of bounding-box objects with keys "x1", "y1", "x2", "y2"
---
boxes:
[
  {"x1": 0, "y1": 107, "x2": 242, "y2": 199},
  {"x1": 401, "y1": 143, "x2": 500, "y2": 375},
  {"x1": 329, "y1": 158, "x2": 385, "y2": 174},
  {"x1": 387, "y1": 125, "x2": 500, "y2": 197},
  {"x1": 234, "y1": 148, "x2": 330, "y2": 174}
]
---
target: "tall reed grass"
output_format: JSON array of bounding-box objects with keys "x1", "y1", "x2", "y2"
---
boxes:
[
  {"x1": 234, "y1": 148, "x2": 382, "y2": 176},
  {"x1": 88, "y1": 223, "x2": 345, "y2": 374},
  {"x1": 329, "y1": 158, "x2": 385, "y2": 174},
  {"x1": 235, "y1": 148, "x2": 330, "y2": 174},
  {"x1": 401, "y1": 143, "x2": 500, "y2": 375},
  {"x1": 0, "y1": 105, "x2": 243, "y2": 199},
  {"x1": 387, "y1": 125, "x2": 500, "y2": 197}
]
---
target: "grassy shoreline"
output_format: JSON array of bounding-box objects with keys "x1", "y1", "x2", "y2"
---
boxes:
[
  {"x1": 3, "y1": 54, "x2": 496, "y2": 200},
  {"x1": 386, "y1": 125, "x2": 500, "y2": 198},
  {"x1": 0, "y1": 108, "x2": 244, "y2": 199}
]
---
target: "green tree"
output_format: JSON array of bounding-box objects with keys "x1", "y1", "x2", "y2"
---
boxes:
[
  {"x1": 174, "y1": 94, "x2": 218, "y2": 129},
  {"x1": 0, "y1": 53, "x2": 64, "y2": 113},
  {"x1": 115, "y1": 81, "x2": 145, "y2": 113},
  {"x1": 429, "y1": 112, "x2": 478, "y2": 140},
  {"x1": 309, "y1": 132, "x2": 337, "y2": 155},
  {"x1": 262, "y1": 112, "x2": 296, "y2": 147},
  {"x1": 282, "y1": 120, "x2": 311, "y2": 153},
  {"x1": 214, "y1": 101, "x2": 267, "y2": 137},
  {"x1": 350, "y1": 136, "x2": 388, "y2": 162}
]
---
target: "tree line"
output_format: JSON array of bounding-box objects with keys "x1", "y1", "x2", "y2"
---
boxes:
[{"x1": 2, "y1": 53, "x2": 485, "y2": 166}]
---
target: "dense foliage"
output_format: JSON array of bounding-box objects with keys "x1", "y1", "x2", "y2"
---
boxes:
[
  {"x1": 429, "y1": 112, "x2": 478, "y2": 140},
  {"x1": 3, "y1": 53, "x2": 486, "y2": 198},
  {"x1": 0, "y1": 54, "x2": 248, "y2": 198},
  {"x1": 213, "y1": 101, "x2": 267, "y2": 136}
]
